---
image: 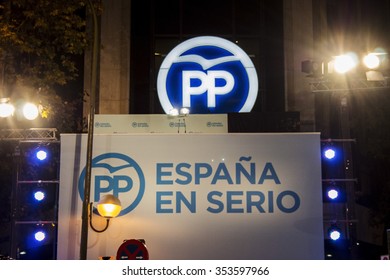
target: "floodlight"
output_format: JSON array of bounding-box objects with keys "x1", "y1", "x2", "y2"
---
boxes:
[
  {"x1": 180, "y1": 107, "x2": 190, "y2": 115},
  {"x1": 363, "y1": 53, "x2": 380, "y2": 69},
  {"x1": 301, "y1": 60, "x2": 323, "y2": 76},
  {"x1": 323, "y1": 148, "x2": 336, "y2": 160},
  {"x1": 169, "y1": 108, "x2": 179, "y2": 116},
  {"x1": 329, "y1": 227, "x2": 342, "y2": 241},
  {"x1": 333, "y1": 53, "x2": 358, "y2": 74},
  {"x1": 327, "y1": 188, "x2": 339, "y2": 200},
  {"x1": 0, "y1": 100, "x2": 15, "y2": 118},
  {"x1": 36, "y1": 149, "x2": 47, "y2": 161},
  {"x1": 23, "y1": 103, "x2": 39, "y2": 120},
  {"x1": 34, "y1": 191, "x2": 46, "y2": 202},
  {"x1": 34, "y1": 231, "x2": 46, "y2": 242}
]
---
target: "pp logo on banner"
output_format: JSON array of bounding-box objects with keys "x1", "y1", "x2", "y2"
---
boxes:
[
  {"x1": 157, "y1": 36, "x2": 258, "y2": 114},
  {"x1": 78, "y1": 153, "x2": 145, "y2": 216}
]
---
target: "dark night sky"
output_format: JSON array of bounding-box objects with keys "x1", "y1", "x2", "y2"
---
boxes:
[{"x1": 326, "y1": 0, "x2": 390, "y2": 52}]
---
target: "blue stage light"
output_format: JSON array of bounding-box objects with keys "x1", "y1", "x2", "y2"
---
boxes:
[
  {"x1": 329, "y1": 227, "x2": 342, "y2": 241},
  {"x1": 34, "y1": 191, "x2": 45, "y2": 202},
  {"x1": 321, "y1": 142, "x2": 346, "y2": 181},
  {"x1": 324, "y1": 148, "x2": 336, "y2": 160},
  {"x1": 327, "y1": 188, "x2": 339, "y2": 200},
  {"x1": 330, "y1": 230, "x2": 341, "y2": 240},
  {"x1": 36, "y1": 149, "x2": 47, "y2": 161},
  {"x1": 34, "y1": 231, "x2": 46, "y2": 242},
  {"x1": 323, "y1": 183, "x2": 346, "y2": 203}
]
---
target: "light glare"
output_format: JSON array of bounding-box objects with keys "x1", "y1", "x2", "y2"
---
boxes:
[
  {"x1": 324, "y1": 148, "x2": 336, "y2": 160},
  {"x1": 0, "y1": 103, "x2": 15, "y2": 118},
  {"x1": 36, "y1": 150, "x2": 47, "y2": 161},
  {"x1": 34, "y1": 191, "x2": 45, "y2": 201},
  {"x1": 329, "y1": 229, "x2": 341, "y2": 241},
  {"x1": 97, "y1": 194, "x2": 122, "y2": 218},
  {"x1": 180, "y1": 107, "x2": 190, "y2": 115},
  {"x1": 34, "y1": 231, "x2": 46, "y2": 242},
  {"x1": 169, "y1": 108, "x2": 179, "y2": 116},
  {"x1": 334, "y1": 54, "x2": 357, "y2": 74},
  {"x1": 97, "y1": 203, "x2": 122, "y2": 218},
  {"x1": 23, "y1": 103, "x2": 39, "y2": 120},
  {"x1": 327, "y1": 189, "x2": 339, "y2": 200},
  {"x1": 363, "y1": 53, "x2": 380, "y2": 69}
]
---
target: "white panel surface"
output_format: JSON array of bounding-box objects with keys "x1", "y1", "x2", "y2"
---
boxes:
[{"x1": 58, "y1": 133, "x2": 323, "y2": 259}]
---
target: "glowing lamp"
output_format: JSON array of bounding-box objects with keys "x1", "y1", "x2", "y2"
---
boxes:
[
  {"x1": 180, "y1": 107, "x2": 190, "y2": 116},
  {"x1": 169, "y1": 108, "x2": 179, "y2": 116},
  {"x1": 36, "y1": 150, "x2": 47, "y2": 161},
  {"x1": 363, "y1": 53, "x2": 380, "y2": 69},
  {"x1": 333, "y1": 54, "x2": 358, "y2": 74},
  {"x1": 23, "y1": 103, "x2": 39, "y2": 120},
  {"x1": 34, "y1": 231, "x2": 46, "y2": 242},
  {"x1": 327, "y1": 189, "x2": 339, "y2": 200},
  {"x1": 97, "y1": 194, "x2": 122, "y2": 218},
  {"x1": 329, "y1": 228, "x2": 341, "y2": 241},
  {"x1": 34, "y1": 191, "x2": 45, "y2": 202},
  {"x1": 89, "y1": 194, "x2": 122, "y2": 233},
  {"x1": 169, "y1": 107, "x2": 190, "y2": 117},
  {"x1": 323, "y1": 148, "x2": 336, "y2": 160},
  {"x1": 0, "y1": 102, "x2": 15, "y2": 118}
]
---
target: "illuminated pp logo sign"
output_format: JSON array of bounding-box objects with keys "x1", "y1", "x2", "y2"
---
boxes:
[
  {"x1": 78, "y1": 153, "x2": 145, "y2": 216},
  {"x1": 157, "y1": 36, "x2": 258, "y2": 114}
]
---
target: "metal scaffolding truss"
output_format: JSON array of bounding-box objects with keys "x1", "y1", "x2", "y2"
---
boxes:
[
  {"x1": 0, "y1": 128, "x2": 58, "y2": 141},
  {"x1": 309, "y1": 78, "x2": 390, "y2": 93}
]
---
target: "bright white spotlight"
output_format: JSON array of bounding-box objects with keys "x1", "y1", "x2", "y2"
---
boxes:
[
  {"x1": 329, "y1": 229, "x2": 341, "y2": 241},
  {"x1": 169, "y1": 108, "x2": 179, "y2": 116},
  {"x1": 0, "y1": 102, "x2": 15, "y2": 118},
  {"x1": 34, "y1": 191, "x2": 45, "y2": 202},
  {"x1": 333, "y1": 54, "x2": 357, "y2": 74},
  {"x1": 180, "y1": 107, "x2": 190, "y2": 115},
  {"x1": 327, "y1": 189, "x2": 339, "y2": 200},
  {"x1": 363, "y1": 53, "x2": 380, "y2": 69},
  {"x1": 324, "y1": 148, "x2": 336, "y2": 160},
  {"x1": 36, "y1": 150, "x2": 47, "y2": 161},
  {"x1": 34, "y1": 231, "x2": 46, "y2": 242},
  {"x1": 23, "y1": 103, "x2": 39, "y2": 120}
]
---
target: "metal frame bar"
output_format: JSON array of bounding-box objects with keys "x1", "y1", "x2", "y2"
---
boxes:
[
  {"x1": 0, "y1": 128, "x2": 57, "y2": 141},
  {"x1": 309, "y1": 78, "x2": 390, "y2": 93}
]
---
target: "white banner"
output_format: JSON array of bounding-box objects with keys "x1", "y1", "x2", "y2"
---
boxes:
[
  {"x1": 58, "y1": 133, "x2": 323, "y2": 260},
  {"x1": 2, "y1": 260, "x2": 390, "y2": 279},
  {"x1": 94, "y1": 114, "x2": 228, "y2": 134}
]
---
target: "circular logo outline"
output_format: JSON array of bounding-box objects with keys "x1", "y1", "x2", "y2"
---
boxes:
[
  {"x1": 78, "y1": 153, "x2": 145, "y2": 216},
  {"x1": 157, "y1": 36, "x2": 258, "y2": 114}
]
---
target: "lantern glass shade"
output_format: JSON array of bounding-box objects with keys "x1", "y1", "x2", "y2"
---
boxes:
[{"x1": 97, "y1": 194, "x2": 122, "y2": 218}]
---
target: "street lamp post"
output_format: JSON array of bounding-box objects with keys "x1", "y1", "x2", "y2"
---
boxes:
[{"x1": 79, "y1": 0, "x2": 99, "y2": 260}]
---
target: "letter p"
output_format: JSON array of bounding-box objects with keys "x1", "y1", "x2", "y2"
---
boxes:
[{"x1": 182, "y1": 71, "x2": 208, "y2": 107}]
